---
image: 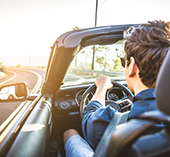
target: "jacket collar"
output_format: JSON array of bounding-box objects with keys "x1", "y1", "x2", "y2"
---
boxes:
[{"x1": 133, "y1": 88, "x2": 155, "y2": 102}]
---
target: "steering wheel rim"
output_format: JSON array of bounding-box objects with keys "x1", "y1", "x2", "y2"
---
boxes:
[{"x1": 80, "y1": 81, "x2": 133, "y2": 119}]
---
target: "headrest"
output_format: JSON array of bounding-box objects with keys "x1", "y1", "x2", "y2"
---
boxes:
[{"x1": 156, "y1": 49, "x2": 170, "y2": 116}]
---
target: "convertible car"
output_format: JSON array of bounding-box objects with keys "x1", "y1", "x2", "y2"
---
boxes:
[{"x1": 0, "y1": 24, "x2": 170, "y2": 157}]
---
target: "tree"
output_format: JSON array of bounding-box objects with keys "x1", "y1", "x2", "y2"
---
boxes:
[
  {"x1": 111, "y1": 46, "x2": 125, "y2": 71},
  {"x1": 110, "y1": 59, "x2": 122, "y2": 71},
  {"x1": 96, "y1": 56, "x2": 110, "y2": 71},
  {"x1": 17, "y1": 64, "x2": 22, "y2": 68},
  {"x1": 72, "y1": 26, "x2": 80, "y2": 30},
  {"x1": 115, "y1": 47, "x2": 124, "y2": 58},
  {"x1": 95, "y1": 45, "x2": 111, "y2": 71}
]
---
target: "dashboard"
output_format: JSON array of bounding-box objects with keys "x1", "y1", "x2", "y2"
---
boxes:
[
  {"x1": 75, "y1": 89, "x2": 93, "y2": 106},
  {"x1": 107, "y1": 87, "x2": 125, "y2": 101},
  {"x1": 54, "y1": 84, "x2": 130, "y2": 116},
  {"x1": 54, "y1": 85, "x2": 90, "y2": 116}
]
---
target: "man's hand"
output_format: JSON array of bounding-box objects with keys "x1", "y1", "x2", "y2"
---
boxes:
[
  {"x1": 91, "y1": 75, "x2": 113, "y2": 106},
  {"x1": 95, "y1": 75, "x2": 113, "y2": 91}
]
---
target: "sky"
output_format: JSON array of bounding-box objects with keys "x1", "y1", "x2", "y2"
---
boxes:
[{"x1": 0, "y1": 0, "x2": 169, "y2": 66}]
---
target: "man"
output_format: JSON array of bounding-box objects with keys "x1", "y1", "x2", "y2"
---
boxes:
[{"x1": 63, "y1": 20, "x2": 170, "y2": 157}]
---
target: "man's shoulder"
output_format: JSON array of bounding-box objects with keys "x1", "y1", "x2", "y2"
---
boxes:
[
  {"x1": 134, "y1": 88, "x2": 156, "y2": 101},
  {"x1": 129, "y1": 88, "x2": 157, "y2": 118}
]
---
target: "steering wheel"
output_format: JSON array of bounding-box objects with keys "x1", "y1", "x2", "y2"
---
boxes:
[{"x1": 80, "y1": 81, "x2": 133, "y2": 119}]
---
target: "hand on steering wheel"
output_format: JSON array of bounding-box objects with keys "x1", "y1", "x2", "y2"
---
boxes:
[{"x1": 80, "y1": 81, "x2": 133, "y2": 119}]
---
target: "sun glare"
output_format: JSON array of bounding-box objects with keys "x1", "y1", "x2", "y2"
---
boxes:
[{"x1": 0, "y1": 0, "x2": 169, "y2": 66}]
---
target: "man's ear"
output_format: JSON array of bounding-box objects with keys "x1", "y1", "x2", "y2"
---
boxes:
[{"x1": 128, "y1": 57, "x2": 138, "y2": 77}]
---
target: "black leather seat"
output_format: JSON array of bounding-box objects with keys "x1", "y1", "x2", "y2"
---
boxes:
[{"x1": 94, "y1": 49, "x2": 170, "y2": 157}]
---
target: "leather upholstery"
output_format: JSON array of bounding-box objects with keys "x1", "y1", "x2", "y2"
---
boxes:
[{"x1": 156, "y1": 49, "x2": 170, "y2": 116}]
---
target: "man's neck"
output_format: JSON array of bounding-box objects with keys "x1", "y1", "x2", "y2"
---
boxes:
[{"x1": 133, "y1": 81, "x2": 149, "y2": 95}]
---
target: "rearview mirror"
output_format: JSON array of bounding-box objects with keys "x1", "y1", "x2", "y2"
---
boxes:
[{"x1": 0, "y1": 82, "x2": 29, "y2": 101}]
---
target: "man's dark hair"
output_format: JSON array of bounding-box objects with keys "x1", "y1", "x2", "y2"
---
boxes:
[{"x1": 124, "y1": 20, "x2": 170, "y2": 88}]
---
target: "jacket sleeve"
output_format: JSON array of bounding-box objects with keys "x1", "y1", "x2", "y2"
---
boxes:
[{"x1": 82, "y1": 101, "x2": 116, "y2": 150}]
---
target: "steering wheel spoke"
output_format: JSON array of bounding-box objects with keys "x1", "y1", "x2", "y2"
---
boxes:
[{"x1": 116, "y1": 98, "x2": 133, "y2": 112}]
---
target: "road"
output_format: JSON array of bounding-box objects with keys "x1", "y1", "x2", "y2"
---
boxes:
[{"x1": 0, "y1": 67, "x2": 45, "y2": 126}]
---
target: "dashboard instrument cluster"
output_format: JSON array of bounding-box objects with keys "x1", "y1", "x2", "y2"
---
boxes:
[{"x1": 54, "y1": 85, "x2": 128, "y2": 114}]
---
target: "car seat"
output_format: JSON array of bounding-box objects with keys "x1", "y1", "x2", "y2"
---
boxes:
[{"x1": 94, "y1": 49, "x2": 170, "y2": 157}]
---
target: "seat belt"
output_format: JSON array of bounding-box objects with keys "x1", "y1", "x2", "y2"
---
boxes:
[{"x1": 94, "y1": 111, "x2": 130, "y2": 157}]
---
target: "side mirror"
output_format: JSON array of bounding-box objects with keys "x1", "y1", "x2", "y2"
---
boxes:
[{"x1": 0, "y1": 82, "x2": 29, "y2": 101}]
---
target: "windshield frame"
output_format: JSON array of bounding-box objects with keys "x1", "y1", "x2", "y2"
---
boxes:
[{"x1": 43, "y1": 24, "x2": 140, "y2": 94}]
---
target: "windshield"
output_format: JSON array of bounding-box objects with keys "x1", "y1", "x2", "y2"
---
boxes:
[{"x1": 63, "y1": 40, "x2": 126, "y2": 87}]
